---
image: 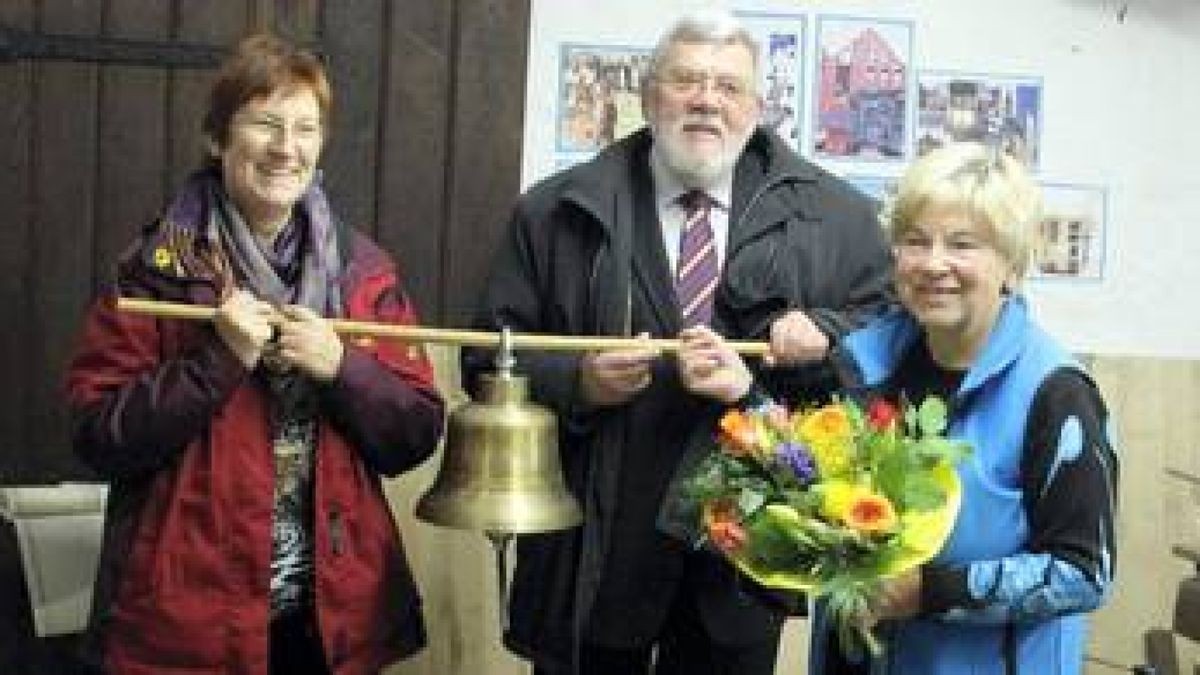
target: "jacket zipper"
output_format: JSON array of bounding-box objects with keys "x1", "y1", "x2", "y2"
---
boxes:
[
  {"x1": 727, "y1": 172, "x2": 803, "y2": 255},
  {"x1": 329, "y1": 508, "x2": 344, "y2": 556}
]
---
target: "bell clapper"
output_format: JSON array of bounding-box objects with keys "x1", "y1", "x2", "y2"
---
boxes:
[{"x1": 486, "y1": 530, "x2": 514, "y2": 632}]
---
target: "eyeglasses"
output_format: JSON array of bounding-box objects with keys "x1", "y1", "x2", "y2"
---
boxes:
[
  {"x1": 235, "y1": 113, "x2": 322, "y2": 142},
  {"x1": 894, "y1": 231, "x2": 992, "y2": 264},
  {"x1": 657, "y1": 66, "x2": 755, "y2": 102}
]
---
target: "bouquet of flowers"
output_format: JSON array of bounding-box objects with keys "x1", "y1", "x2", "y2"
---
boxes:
[{"x1": 671, "y1": 395, "x2": 970, "y2": 657}]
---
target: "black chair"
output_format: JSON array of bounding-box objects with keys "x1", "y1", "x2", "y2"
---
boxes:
[{"x1": 1143, "y1": 545, "x2": 1200, "y2": 675}]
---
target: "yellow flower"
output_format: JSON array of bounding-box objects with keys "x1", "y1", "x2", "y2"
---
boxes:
[
  {"x1": 798, "y1": 404, "x2": 854, "y2": 475},
  {"x1": 798, "y1": 404, "x2": 853, "y2": 441},
  {"x1": 152, "y1": 246, "x2": 173, "y2": 269},
  {"x1": 820, "y1": 480, "x2": 859, "y2": 521}
]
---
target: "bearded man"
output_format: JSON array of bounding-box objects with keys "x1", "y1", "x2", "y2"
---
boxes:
[{"x1": 463, "y1": 10, "x2": 893, "y2": 675}]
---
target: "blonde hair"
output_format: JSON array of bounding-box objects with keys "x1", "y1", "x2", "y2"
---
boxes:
[{"x1": 882, "y1": 143, "x2": 1042, "y2": 278}]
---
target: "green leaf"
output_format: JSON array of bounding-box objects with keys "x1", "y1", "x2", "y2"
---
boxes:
[
  {"x1": 900, "y1": 474, "x2": 946, "y2": 511},
  {"x1": 903, "y1": 398, "x2": 919, "y2": 432},
  {"x1": 912, "y1": 437, "x2": 972, "y2": 466},
  {"x1": 738, "y1": 487, "x2": 767, "y2": 515},
  {"x1": 843, "y1": 397, "x2": 866, "y2": 430},
  {"x1": 743, "y1": 510, "x2": 804, "y2": 568},
  {"x1": 781, "y1": 488, "x2": 822, "y2": 515},
  {"x1": 917, "y1": 396, "x2": 949, "y2": 436},
  {"x1": 872, "y1": 447, "x2": 914, "y2": 504}
]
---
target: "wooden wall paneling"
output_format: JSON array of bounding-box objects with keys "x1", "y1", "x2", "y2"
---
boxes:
[
  {"x1": 441, "y1": 0, "x2": 530, "y2": 326},
  {"x1": 0, "y1": 2, "x2": 38, "y2": 668},
  {"x1": 1086, "y1": 357, "x2": 1200, "y2": 671},
  {"x1": 376, "y1": 0, "x2": 453, "y2": 323},
  {"x1": 255, "y1": 0, "x2": 320, "y2": 43},
  {"x1": 94, "y1": 0, "x2": 171, "y2": 295},
  {"x1": 384, "y1": 3, "x2": 537, "y2": 671},
  {"x1": 29, "y1": 0, "x2": 104, "y2": 481},
  {"x1": 319, "y1": 0, "x2": 383, "y2": 241},
  {"x1": 167, "y1": 1, "x2": 249, "y2": 193},
  {"x1": 0, "y1": 1, "x2": 35, "y2": 481}
]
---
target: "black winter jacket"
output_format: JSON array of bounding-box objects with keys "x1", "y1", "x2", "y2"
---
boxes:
[{"x1": 463, "y1": 127, "x2": 893, "y2": 669}]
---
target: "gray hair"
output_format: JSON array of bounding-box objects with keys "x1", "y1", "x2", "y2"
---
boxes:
[{"x1": 646, "y1": 9, "x2": 761, "y2": 86}]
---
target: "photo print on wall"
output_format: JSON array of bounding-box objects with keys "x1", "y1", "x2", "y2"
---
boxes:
[
  {"x1": 916, "y1": 71, "x2": 1043, "y2": 170},
  {"x1": 736, "y1": 11, "x2": 807, "y2": 150},
  {"x1": 813, "y1": 15, "x2": 912, "y2": 162}
]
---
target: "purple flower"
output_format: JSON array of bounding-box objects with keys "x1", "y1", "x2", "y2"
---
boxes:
[{"x1": 777, "y1": 441, "x2": 816, "y2": 484}]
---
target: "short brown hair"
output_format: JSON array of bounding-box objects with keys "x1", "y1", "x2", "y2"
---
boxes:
[{"x1": 203, "y1": 33, "x2": 331, "y2": 150}]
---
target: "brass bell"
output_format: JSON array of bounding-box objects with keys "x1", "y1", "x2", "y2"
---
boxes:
[
  {"x1": 417, "y1": 330, "x2": 582, "y2": 631},
  {"x1": 416, "y1": 329, "x2": 582, "y2": 534}
]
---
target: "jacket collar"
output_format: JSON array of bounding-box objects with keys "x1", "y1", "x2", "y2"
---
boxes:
[
  {"x1": 556, "y1": 127, "x2": 819, "y2": 235},
  {"x1": 555, "y1": 130, "x2": 651, "y2": 233},
  {"x1": 552, "y1": 127, "x2": 823, "y2": 333},
  {"x1": 958, "y1": 294, "x2": 1033, "y2": 394},
  {"x1": 844, "y1": 295, "x2": 1033, "y2": 397}
]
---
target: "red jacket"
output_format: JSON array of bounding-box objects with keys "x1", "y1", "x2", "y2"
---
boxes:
[{"x1": 66, "y1": 227, "x2": 444, "y2": 675}]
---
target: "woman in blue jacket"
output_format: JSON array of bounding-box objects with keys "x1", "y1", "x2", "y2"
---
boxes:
[{"x1": 677, "y1": 142, "x2": 1118, "y2": 675}]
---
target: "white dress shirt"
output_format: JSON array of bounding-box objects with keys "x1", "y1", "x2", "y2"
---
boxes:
[{"x1": 649, "y1": 147, "x2": 735, "y2": 278}]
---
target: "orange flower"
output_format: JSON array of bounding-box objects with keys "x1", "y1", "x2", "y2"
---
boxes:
[
  {"x1": 704, "y1": 501, "x2": 747, "y2": 554},
  {"x1": 718, "y1": 409, "x2": 758, "y2": 456},
  {"x1": 708, "y1": 518, "x2": 747, "y2": 554},
  {"x1": 844, "y1": 491, "x2": 898, "y2": 534}
]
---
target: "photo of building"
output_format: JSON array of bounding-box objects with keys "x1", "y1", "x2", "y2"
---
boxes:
[
  {"x1": 814, "y1": 17, "x2": 910, "y2": 160},
  {"x1": 916, "y1": 72, "x2": 1042, "y2": 169},
  {"x1": 1031, "y1": 183, "x2": 1107, "y2": 280}
]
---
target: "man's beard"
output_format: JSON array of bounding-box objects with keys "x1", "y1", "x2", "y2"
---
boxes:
[{"x1": 652, "y1": 117, "x2": 751, "y2": 187}]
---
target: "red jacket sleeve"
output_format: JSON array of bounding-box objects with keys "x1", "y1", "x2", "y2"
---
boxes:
[
  {"x1": 320, "y1": 265, "x2": 445, "y2": 477},
  {"x1": 65, "y1": 294, "x2": 249, "y2": 479}
]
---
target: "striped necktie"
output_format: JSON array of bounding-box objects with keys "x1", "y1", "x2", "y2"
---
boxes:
[{"x1": 675, "y1": 189, "x2": 719, "y2": 327}]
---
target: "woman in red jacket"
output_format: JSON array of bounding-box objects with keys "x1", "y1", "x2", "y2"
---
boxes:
[{"x1": 66, "y1": 34, "x2": 444, "y2": 675}]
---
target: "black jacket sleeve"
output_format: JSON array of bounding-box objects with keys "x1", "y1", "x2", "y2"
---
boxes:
[
  {"x1": 461, "y1": 201, "x2": 590, "y2": 421},
  {"x1": 919, "y1": 368, "x2": 1119, "y2": 622}
]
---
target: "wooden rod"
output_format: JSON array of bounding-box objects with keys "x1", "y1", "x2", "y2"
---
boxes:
[{"x1": 116, "y1": 297, "x2": 771, "y2": 355}]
